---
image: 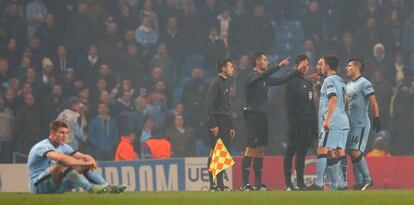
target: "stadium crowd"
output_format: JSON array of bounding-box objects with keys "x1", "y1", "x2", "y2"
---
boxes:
[{"x1": 0, "y1": 0, "x2": 414, "y2": 163}]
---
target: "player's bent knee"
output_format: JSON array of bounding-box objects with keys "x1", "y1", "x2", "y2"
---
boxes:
[
  {"x1": 350, "y1": 150, "x2": 361, "y2": 159},
  {"x1": 73, "y1": 165, "x2": 88, "y2": 173}
]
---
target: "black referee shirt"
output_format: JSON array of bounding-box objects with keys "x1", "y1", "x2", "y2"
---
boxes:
[
  {"x1": 285, "y1": 74, "x2": 317, "y2": 121},
  {"x1": 245, "y1": 64, "x2": 300, "y2": 112},
  {"x1": 206, "y1": 75, "x2": 232, "y2": 128}
]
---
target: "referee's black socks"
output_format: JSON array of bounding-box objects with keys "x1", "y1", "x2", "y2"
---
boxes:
[
  {"x1": 253, "y1": 157, "x2": 263, "y2": 187},
  {"x1": 207, "y1": 157, "x2": 214, "y2": 187},
  {"x1": 241, "y1": 156, "x2": 252, "y2": 186}
]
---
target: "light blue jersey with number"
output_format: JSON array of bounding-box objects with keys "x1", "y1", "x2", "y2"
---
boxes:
[
  {"x1": 319, "y1": 75, "x2": 349, "y2": 130},
  {"x1": 346, "y1": 76, "x2": 375, "y2": 128},
  {"x1": 27, "y1": 139, "x2": 75, "y2": 185}
]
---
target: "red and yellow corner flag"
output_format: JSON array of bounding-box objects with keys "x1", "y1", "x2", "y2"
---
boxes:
[{"x1": 208, "y1": 138, "x2": 235, "y2": 179}]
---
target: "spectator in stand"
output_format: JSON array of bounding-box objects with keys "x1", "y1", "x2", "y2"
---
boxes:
[
  {"x1": 113, "y1": 88, "x2": 135, "y2": 133},
  {"x1": 160, "y1": 16, "x2": 184, "y2": 64},
  {"x1": 25, "y1": 0, "x2": 47, "y2": 38},
  {"x1": 56, "y1": 96, "x2": 83, "y2": 150},
  {"x1": 403, "y1": 10, "x2": 414, "y2": 71},
  {"x1": 135, "y1": 15, "x2": 159, "y2": 58},
  {"x1": 180, "y1": 1, "x2": 200, "y2": 55},
  {"x1": 337, "y1": 33, "x2": 360, "y2": 72},
  {"x1": 229, "y1": 0, "x2": 248, "y2": 58},
  {"x1": 139, "y1": 115, "x2": 153, "y2": 152},
  {"x1": 144, "y1": 66, "x2": 163, "y2": 92},
  {"x1": 4, "y1": 89, "x2": 18, "y2": 112},
  {"x1": 1, "y1": 1, "x2": 26, "y2": 43},
  {"x1": 159, "y1": 0, "x2": 181, "y2": 27},
  {"x1": 234, "y1": 54, "x2": 250, "y2": 100},
  {"x1": 199, "y1": 0, "x2": 218, "y2": 30},
  {"x1": 139, "y1": 0, "x2": 159, "y2": 32},
  {"x1": 88, "y1": 103, "x2": 119, "y2": 160},
  {"x1": 216, "y1": 7, "x2": 232, "y2": 47},
  {"x1": 367, "y1": 137, "x2": 392, "y2": 157},
  {"x1": 182, "y1": 67, "x2": 208, "y2": 151},
  {"x1": 116, "y1": 43, "x2": 145, "y2": 83},
  {"x1": 53, "y1": 44, "x2": 75, "y2": 74},
  {"x1": 304, "y1": 39, "x2": 319, "y2": 71},
  {"x1": 115, "y1": 131, "x2": 140, "y2": 161},
  {"x1": 248, "y1": 4, "x2": 274, "y2": 52},
  {"x1": 147, "y1": 89, "x2": 168, "y2": 131},
  {"x1": 114, "y1": 3, "x2": 137, "y2": 36},
  {"x1": 121, "y1": 29, "x2": 137, "y2": 50},
  {"x1": 356, "y1": 17, "x2": 383, "y2": 58},
  {"x1": 35, "y1": 13, "x2": 62, "y2": 57},
  {"x1": 61, "y1": 68, "x2": 77, "y2": 98},
  {"x1": 40, "y1": 57, "x2": 56, "y2": 90},
  {"x1": 390, "y1": 79, "x2": 414, "y2": 155},
  {"x1": 202, "y1": 26, "x2": 227, "y2": 73},
  {"x1": 0, "y1": 93, "x2": 14, "y2": 163},
  {"x1": 385, "y1": 10, "x2": 403, "y2": 54},
  {"x1": 365, "y1": 43, "x2": 392, "y2": 80},
  {"x1": 165, "y1": 114, "x2": 195, "y2": 157},
  {"x1": 42, "y1": 84, "x2": 64, "y2": 131},
  {"x1": 141, "y1": 129, "x2": 171, "y2": 159},
  {"x1": 78, "y1": 44, "x2": 103, "y2": 88},
  {"x1": 4, "y1": 38, "x2": 20, "y2": 70},
  {"x1": 98, "y1": 21, "x2": 121, "y2": 69},
  {"x1": 96, "y1": 64, "x2": 116, "y2": 91},
  {"x1": 15, "y1": 93, "x2": 43, "y2": 156},
  {"x1": 65, "y1": 1, "x2": 94, "y2": 60},
  {"x1": 25, "y1": 67, "x2": 43, "y2": 99},
  {"x1": 13, "y1": 54, "x2": 31, "y2": 83},
  {"x1": 26, "y1": 36, "x2": 45, "y2": 71},
  {"x1": 303, "y1": 1, "x2": 324, "y2": 44},
  {"x1": 150, "y1": 43, "x2": 178, "y2": 87},
  {"x1": 390, "y1": 53, "x2": 407, "y2": 87},
  {"x1": 0, "y1": 57, "x2": 10, "y2": 89},
  {"x1": 110, "y1": 78, "x2": 137, "y2": 102}
]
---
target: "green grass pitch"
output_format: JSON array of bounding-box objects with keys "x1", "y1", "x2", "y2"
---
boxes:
[{"x1": 1, "y1": 190, "x2": 413, "y2": 205}]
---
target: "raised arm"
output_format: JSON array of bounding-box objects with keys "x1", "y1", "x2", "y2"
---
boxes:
[
  {"x1": 266, "y1": 69, "x2": 300, "y2": 86},
  {"x1": 246, "y1": 57, "x2": 290, "y2": 86}
]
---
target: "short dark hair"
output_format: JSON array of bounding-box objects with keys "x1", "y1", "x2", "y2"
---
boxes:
[
  {"x1": 348, "y1": 58, "x2": 364, "y2": 74},
  {"x1": 216, "y1": 57, "x2": 232, "y2": 73},
  {"x1": 251, "y1": 51, "x2": 266, "y2": 66},
  {"x1": 323, "y1": 56, "x2": 339, "y2": 71},
  {"x1": 295, "y1": 54, "x2": 309, "y2": 65},
  {"x1": 49, "y1": 120, "x2": 68, "y2": 131}
]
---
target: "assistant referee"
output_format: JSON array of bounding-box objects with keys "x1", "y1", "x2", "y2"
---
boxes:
[{"x1": 206, "y1": 57, "x2": 235, "y2": 192}]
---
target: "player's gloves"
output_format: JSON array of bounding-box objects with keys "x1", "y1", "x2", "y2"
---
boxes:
[{"x1": 373, "y1": 117, "x2": 381, "y2": 132}]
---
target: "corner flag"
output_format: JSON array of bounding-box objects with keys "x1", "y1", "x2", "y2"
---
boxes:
[{"x1": 208, "y1": 138, "x2": 235, "y2": 179}]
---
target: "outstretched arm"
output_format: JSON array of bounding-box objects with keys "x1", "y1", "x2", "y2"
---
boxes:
[{"x1": 246, "y1": 57, "x2": 290, "y2": 86}]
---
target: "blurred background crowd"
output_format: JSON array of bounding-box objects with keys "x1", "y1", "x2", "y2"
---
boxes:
[{"x1": 0, "y1": 0, "x2": 413, "y2": 163}]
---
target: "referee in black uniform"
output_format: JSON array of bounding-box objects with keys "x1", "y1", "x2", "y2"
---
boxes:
[
  {"x1": 240, "y1": 52, "x2": 306, "y2": 191},
  {"x1": 206, "y1": 57, "x2": 235, "y2": 192},
  {"x1": 283, "y1": 55, "x2": 318, "y2": 191}
]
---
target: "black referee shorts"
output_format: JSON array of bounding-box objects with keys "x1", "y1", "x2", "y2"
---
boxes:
[
  {"x1": 287, "y1": 120, "x2": 317, "y2": 150},
  {"x1": 244, "y1": 110, "x2": 268, "y2": 148},
  {"x1": 208, "y1": 114, "x2": 232, "y2": 150}
]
